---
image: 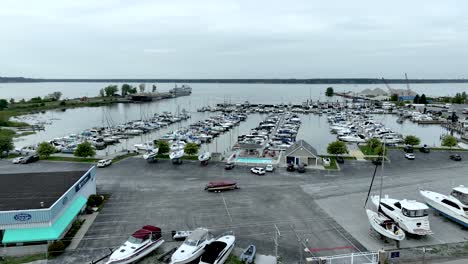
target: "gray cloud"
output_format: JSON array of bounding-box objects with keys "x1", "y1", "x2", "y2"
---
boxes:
[{"x1": 1, "y1": 0, "x2": 467, "y2": 78}]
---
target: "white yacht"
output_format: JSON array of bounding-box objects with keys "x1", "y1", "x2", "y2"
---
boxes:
[
  {"x1": 106, "y1": 225, "x2": 164, "y2": 264},
  {"x1": 199, "y1": 233, "x2": 235, "y2": 264},
  {"x1": 420, "y1": 185, "x2": 468, "y2": 228},
  {"x1": 170, "y1": 228, "x2": 214, "y2": 264},
  {"x1": 371, "y1": 195, "x2": 432, "y2": 235},
  {"x1": 338, "y1": 134, "x2": 366, "y2": 143}
]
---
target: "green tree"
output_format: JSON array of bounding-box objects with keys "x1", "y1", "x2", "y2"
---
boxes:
[
  {"x1": 184, "y1": 142, "x2": 199, "y2": 156},
  {"x1": 420, "y1": 94, "x2": 428, "y2": 104},
  {"x1": 37, "y1": 142, "x2": 56, "y2": 158},
  {"x1": 0, "y1": 135, "x2": 14, "y2": 157},
  {"x1": 325, "y1": 87, "x2": 334, "y2": 97},
  {"x1": 367, "y1": 138, "x2": 382, "y2": 150},
  {"x1": 121, "y1": 83, "x2": 131, "y2": 96},
  {"x1": 9, "y1": 98, "x2": 15, "y2": 104},
  {"x1": 99, "y1": 89, "x2": 105, "y2": 97},
  {"x1": 0, "y1": 99, "x2": 8, "y2": 110},
  {"x1": 413, "y1": 94, "x2": 420, "y2": 104},
  {"x1": 104, "y1": 85, "x2": 118, "y2": 97},
  {"x1": 327, "y1": 141, "x2": 348, "y2": 156},
  {"x1": 390, "y1": 94, "x2": 399, "y2": 102},
  {"x1": 441, "y1": 135, "x2": 457, "y2": 149},
  {"x1": 74, "y1": 141, "x2": 96, "y2": 158},
  {"x1": 156, "y1": 140, "x2": 170, "y2": 154},
  {"x1": 404, "y1": 135, "x2": 421, "y2": 146}
]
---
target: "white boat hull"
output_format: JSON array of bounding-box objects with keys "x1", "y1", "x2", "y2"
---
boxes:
[
  {"x1": 366, "y1": 209, "x2": 405, "y2": 241},
  {"x1": 420, "y1": 190, "x2": 468, "y2": 228},
  {"x1": 106, "y1": 239, "x2": 164, "y2": 264}
]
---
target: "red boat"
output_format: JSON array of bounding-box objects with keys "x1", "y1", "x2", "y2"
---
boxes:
[{"x1": 205, "y1": 181, "x2": 239, "y2": 192}]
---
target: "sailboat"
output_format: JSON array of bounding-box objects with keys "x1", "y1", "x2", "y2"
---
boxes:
[{"x1": 364, "y1": 144, "x2": 405, "y2": 242}]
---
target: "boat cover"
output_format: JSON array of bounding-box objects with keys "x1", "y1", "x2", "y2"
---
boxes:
[
  {"x1": 132, "y1": 225, "x2": 161, "y2": 239},
  {"x1": 207, "y1": 181, "x2": 237, "y2": 188},
  {"x1": 200, "y1": 241, "x2": 227, "y2": 264}
]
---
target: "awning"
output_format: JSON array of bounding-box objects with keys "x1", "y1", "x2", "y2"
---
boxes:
[{"x1": 2, "y1": 196, "x2": 87, "y2": 244}]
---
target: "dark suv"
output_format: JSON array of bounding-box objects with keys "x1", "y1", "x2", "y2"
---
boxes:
[
  {"x1": 419, "y1": 145, "x2": 430, "y2": 153},
  {"x1": 404, "y1": 145, "x2": 414, "y2": 153},
  {"x1": 21, "y1": 155, "x2": 39, "y2": 164}
]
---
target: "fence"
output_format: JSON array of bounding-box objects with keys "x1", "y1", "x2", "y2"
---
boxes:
[{"x1": 306, "y1": 252, "x2": 379, "y2": 264}]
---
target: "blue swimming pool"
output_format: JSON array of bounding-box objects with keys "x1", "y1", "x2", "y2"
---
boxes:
[{"x1": 236, "y1": 157, "x2": 273, "y2": 164}]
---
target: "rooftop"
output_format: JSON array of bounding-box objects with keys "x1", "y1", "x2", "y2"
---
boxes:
[{"x1": 0, "y1": 171, "x2": 87, "y2": 211}]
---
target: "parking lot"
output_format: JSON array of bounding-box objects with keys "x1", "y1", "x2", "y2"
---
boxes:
[{"x1": 1, "y1": 149, "x2": 466, "y2": 263}]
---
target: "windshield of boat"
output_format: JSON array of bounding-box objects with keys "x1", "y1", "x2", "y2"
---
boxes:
[
  {"x1": 184, "y1": 237, "x2": 204, "y2": 246},
  {"x1": 127, "y1": 236, "x2": 143, "y2": 244},
  {"x1": 451, "y1": 190, "x2": 468, "y2": 205},
  {"x1": 402, "y1": 208, "x2": 428, "y2": 217}
]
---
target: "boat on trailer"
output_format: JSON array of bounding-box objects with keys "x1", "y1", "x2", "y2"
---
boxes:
[
  {"x1": 205, "y1": 181, "x2": 239, "y2": 192},
  {"x1": 170, "y1": 228, "x2": 214, "y2": 264},
  {"x1": 371, "y1": 195, "x2": 432, "y2": 235},
  {"x1": 106, "y1": 225, "x2": 164, "y2": 264},
  {"x1": 239, "y1": 245, "x2": 256, "y2": 264},
  {"x1": 366, "y1": 209, "x2": 405, "y2": 241},
  {"x1": 199, "y1": 233, "x2": 235, "y2": 264},
  {"x1": 198, "y1": 152, "x2": 211, "y2": 165},
  {"x1": 420, "y1": 185, "x2": 468, "y2": 228}
]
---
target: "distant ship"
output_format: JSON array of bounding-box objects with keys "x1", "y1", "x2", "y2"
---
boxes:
[{"x1": 170, "y1": 84, "x2": 192, "y2": 96}]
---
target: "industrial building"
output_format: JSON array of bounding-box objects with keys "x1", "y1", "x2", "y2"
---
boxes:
[{"x1": 0, "y1": 167, "x2": 96, "y2": 251}]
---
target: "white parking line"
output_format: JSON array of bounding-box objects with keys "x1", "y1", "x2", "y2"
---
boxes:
[{"x1": 221, "y1": 193, "x2": 233, "y2": 223}]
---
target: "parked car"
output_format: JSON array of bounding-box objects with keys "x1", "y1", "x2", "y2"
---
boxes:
[
  {"x1": 450, "y1": 154, "x2": 462, "y2": 161},
  {"x1": 286, "y1": 163, "x2": 295, "y2": 172},
  {"x1": 265, "y1": 164, "x2": 274, "y2": 172},
  {"x1": 336, "y1": 156, "x2": 344, "y2": 164},
  {"x1": 12, "y1": 157, "x2": 25, "y2": 164},
  {"x1": 97, "y1": 159, "x2": 112, "y2": 168},
  {"x1": 297, "y1": 164, "x2": 306, "y2": 173},
  {"x1": 419, "y1": 145, "x2": 430, "y2": 153},
  {"x1": 21, "y1": 155, "x2": 39, "y2": 164},
  {"x1": 225, "y1": 162, "x2": 235, "y2": 170},
  {"x1": 250, "y1": 167, "x2": 265, "y2": 175},
  {"x1": 405, "y1": 153, "x2": 415, "y2": 160},
  {"x1": 404, "y1": 145, "x2": 414, "y2": 153}
]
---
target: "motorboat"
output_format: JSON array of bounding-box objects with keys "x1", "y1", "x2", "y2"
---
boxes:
[
  {"x1": 371, "y1": 195, "x2": 432, "y2": 235},
  {"x1": 239, "y1": 245, "x2": 256, "y2": 264},
  {"x1": 199, "y1": 233, "x2": 235, "y2": 264},
  {"x1": 106, "y1": 225, "x2": 164, "y2": 264},
  {"x1": 170, "y1": 149, "x2": 184, "y2": 160},
  {"x1": 135, "y1": 142, "x2": 155, "y2": 151},
  {"x1": 205, "y1": 181, "x2": 239, "y2": 192},
  {"x1": 143, "y1": 149, "x2": 159, "y2": 162},
  {"x1": 420, "y1": 185, "x2": 468, "y2": 228},
  {"x1": 198, "y1": 152, "x2": 211, "y2": 162},
  {"x1": 366, "y1": 209, "x2": 405, "y2": 241},
  {"x1": 338, "y1": 134, "x2": 366, "y2": 143},
  {"x1": 173, "y1": 230, "x2": 193, "y2": 241},
  {"x1": 170, "y1": 228, "x2": 214, "y2": 264}
]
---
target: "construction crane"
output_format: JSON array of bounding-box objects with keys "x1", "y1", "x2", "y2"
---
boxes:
[
  {"x1": 381, "y1": 77, "x2": 393, "y2": 94},
  {"x1": 404, "y1": 73, "x2": 411, "y2": 96}
]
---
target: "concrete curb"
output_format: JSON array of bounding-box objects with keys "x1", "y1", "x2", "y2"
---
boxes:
[{"x1": 67, "y1": 212, "x2": 99, "y2": 251}]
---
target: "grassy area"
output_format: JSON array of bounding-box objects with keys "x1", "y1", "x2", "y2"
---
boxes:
[
  {"x1": 359, "y1": 145, "x2": 375, "y2": 155},
  {"x1": 324, "y1": 158, "x2": 338, "y2": 170},
  {"x1": 155, "y1": 154, "x2": 198, "y2": 160},
  {"x1": 0, "y1": 97, "x2": 120, "y2": 128},
  {"x1": 225, "y1": 255, "x2": 243, "y2": 264},
  {"x1": 387, "y1": 146, "x2": 468, "y2": 152},
  {"x1": 43, "y1": 156, "x2": 99, "y2": 163},
  {"x1": 112, "y1": 152, "x2": 139, "y2": 163},
  {"x1": 319, "y1": 155, "x2": 356, "y2": 160},
  {"x1": 13, "y1": 131, "x2": 35, "y2": 137},
  {"x1": 0, "y1": 254, "x2": 46, "y2": 264}
]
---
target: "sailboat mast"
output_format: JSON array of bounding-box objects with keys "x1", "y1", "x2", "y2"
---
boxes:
[{"x1": 378, "y1": 142, "x2": 386, "y2": 210}]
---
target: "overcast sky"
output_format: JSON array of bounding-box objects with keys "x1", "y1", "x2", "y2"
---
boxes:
[{"x1": 1, "y1": 0, "x2": 467, "y2": 79}]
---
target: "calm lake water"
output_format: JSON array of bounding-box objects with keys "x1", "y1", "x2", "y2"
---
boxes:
[{"x1": 4, "y1": 82, "x2": 464, "y2": 154}]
